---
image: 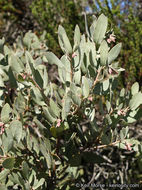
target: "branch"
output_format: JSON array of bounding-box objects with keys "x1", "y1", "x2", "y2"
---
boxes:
[
  {"x1": 92, "y1": 66, "x2": 104, "y2": 88},
  {"x1": 82, "y1": 140, "x2": 121, "y2": 152},
  {"x1": 94, "y1": 140, "x2": 121, "y2": 150}
]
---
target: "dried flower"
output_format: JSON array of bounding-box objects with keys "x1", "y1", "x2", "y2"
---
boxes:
[
  {"x1": 125, "y1": 142, "x2": 132, "y2": 151},
  {"x1": 117, "y1": 107, "x2": 129, "y2": 116},
  {"x1": 107, "y1": 34, "x2": 116, "y2": 43},
  {"x1": 88, "y1": 96, "x2": 93, "y2": 101},
  {"x1": 0, "y1": 122, "x2": 5, "y2": 135},
  {"x1": 72, "y1": 52, "x2": 77, "y2": 58},
  {"x1": 56, "y1": 119, "x2": 61, "y2": 127},
  {"x1": 0, "y1": 122, "x2": 4, "y2": 127}
]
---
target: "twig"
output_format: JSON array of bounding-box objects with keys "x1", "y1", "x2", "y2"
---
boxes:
[
  {"x1": 92, "y1": 66, "x2": 104, "y2": 88},
  {"x1": 94, "y1": 140, "x2": 120, "y2": 149},
  {"x1": 82, "y1": 140, "x2": 121, "y2": 152}
]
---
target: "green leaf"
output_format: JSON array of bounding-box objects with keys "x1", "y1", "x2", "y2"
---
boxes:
[
  {"x1": 71, "y1": 93, "x2": 81, "y2": 106},
  {"x1": 43, "y1": 66, "x2": 48, "y2": 89},
  {"x1": 73, "y1": 69, "x2": 81, "y2": 84},
  {"x1": 2, "y1": 130, "x2": 13, "y2": 152},
  {"x1": 90, "y1": 16, "x2": 97, "y2": 40},
  {"x1": 1, "y1": 103, "x2": 11, "y2": 123},
  {"x1": 120, "y1": 88, "x2": 125, "y2": 97},
  {"x1": 61, "y1": 95, "x2": 71, "y2": 120},
  {"x1": 33, "y1": 178, "x2": 45, "y2": 189},
  {"x1": 40, "y1": 144, "x2": 52, "y2": 169},
  {"x1": 50, "y1": 124, "x2": 68, "y2": 138},
  {"x1": 103, "y1": 79, "x2": 109, "y2": 91},
  {"x1": 127, "y1": 110, "x2": 137, "y2": 123},
  {"x1": 14, "y1": 92, "x2": 25, "y2": 113},
  {"x1": 22, "y1": 161, "x2": 30, "y2": 180},
  {"x1": 73, "y1": 25, "x2": 81, "y2": 52},
  {"x1": 8, "y1": 67, "x2": 18, "y2": 88},
  {"x1": 9, "y1": 54, "x2": 24, "y2": 73},
  {"x1": 4, "y1": 45, "x2": 12, "y2": 55},
  {"x1": 49, "y1": 99, "x2": 60, "y2": 117},
  {"x1": 10, "y1": 120, "x2": 23, "y2": 143},
  {"x1": 0, "y1": 184, "x2": 7, "y2": 190},
  {"x1": 0, "y1": 169, "x2": 9, "y2": 181},
  {"x1": 82, "y1": 76, "x2": 90, "y2": 98},
  {"x1": 108, "y1": 43, "x2": 122, "y2": 64},
  {"x1": 120, "y1": 130, "x2": 125, "y2": 141},
  {"x1": 93, "y1": 14, "x2": 108, "y2": 44},
  {"x1": 58, "y1": 66, "x2": 66, "y2": 83},
  {"x1": 0, "y1": 37, "x2": 5, "y2": 53},
  {"x1": 129, "y1": 92, "x2": 142, "y2": 110},
  {"x1": 2, "y1": 157, "x2": 15, "y2": 169},
  {"x1": 31, "y1": 85, "x2": 46, "y2": 106},
  {"x1": 101, "y1": 133, "x2": 112, "y2": 145},
  {"x1": 45, "y1": 52, "x2": 63, "y2": 68},
  {"x1": 131, "y1": 82, "x2": 139, "y2": 95},
  {"x1": 89, "y1": 41, "x2": 97, "y2": 67},
  {"x1": 26, "y1": 52, "x2": 43, "y2": 88},
  {"x1": 64, "y1": 96, "x2": 71, "y2": 113},
  {"x1": 61, "y1": 55, "x2": 71, "y2": 82},
  {"x1": 90, "y1": 108, "x2": 95, "y2": 122},
  {"x1": 106, "y1": 100, "x2": 111, "y2": 112},
  {"x1": 100, "y1": 40, "x2": 108, "y2": 66},
  {"x1": 43, "y1": 106, "x2": 56, "y2": 123},
  {"x1": 58, "y1": 25, "x2": 72, "y2": 54},
  {"x1": 0, "y1": 75, "x2": 4, "y2": 87}
]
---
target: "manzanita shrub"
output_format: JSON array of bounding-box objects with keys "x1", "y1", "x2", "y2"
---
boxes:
[{"x1": 0, "y1": 14, "x2": 142, "y2": 189}]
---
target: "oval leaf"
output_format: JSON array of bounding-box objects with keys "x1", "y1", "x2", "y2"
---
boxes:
[
  {"x1": 131, "y1": 82, "x2": 139, "y2": 95},
  {"x1": 73, "y1": 25, "x2": 81, "y2": 51},
  {"x1": 58, "y1": 25, "x2": 72, "y2": 54},
  {"x1": 108, "y1": 43, "x2": 122, "y2": 64},
  {"x1": 94, "y1": 14, "x2": 108, "y2": 44},
  {"x1": 2, "y1": 157, "x2": 15, "y2": 169},
  {"x1": 82, "y1": 76, "x2": 90, "y2": 98},
  {"x1": 1, "y1": 103, "x2": 11, "y2": 123},
  {"x1": 129, "y1": 92, "x2": 142, "y2": 110},
  {"x1": 10, "y1": 120, "x2": 23, "y2": 143},
  {"x1": 45, "y1": 52, "x2": 63, "y2": 68},
  {"x1": 100, "y1": 40, "x2": 108, "y2": 66}
]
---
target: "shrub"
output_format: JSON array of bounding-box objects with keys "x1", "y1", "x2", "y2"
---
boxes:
[{"x1": 0, "y1": 14, "x2": 142, "y2": 189}]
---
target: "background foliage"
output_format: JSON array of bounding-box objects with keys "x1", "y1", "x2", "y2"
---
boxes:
[{"x1": 31, "y1": 0, "x2": 85, "y2": 56}]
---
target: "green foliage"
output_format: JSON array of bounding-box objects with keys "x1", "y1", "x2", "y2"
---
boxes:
[
  {"x1": 31, "y1": 0, "x2": 84, "y2": 56},
  {"x1": 0, "y1": 14, "x2": 141, "y2": 189},
  {"x1": 92, "y1": 0, "x2": 142, "y2": 85}
]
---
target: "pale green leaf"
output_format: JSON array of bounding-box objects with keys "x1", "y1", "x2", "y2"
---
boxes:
[
  {"x1": 58, "y1": 25, "x2": 72, "y2": 54},
  {"x1": 33, "y1": 178, "x2": 45, "y2": 189},
  {"x1": 43, "y1": 106, "x2": 56, "y2": 123},
  {"x1": 131, "y1": 82, "x2": 139, "y2": 95},
  {"x1": 103, "y1": 79, "x2": 109, "y2": 91},
  {"x1": 129, "y1": 92, "x2": 142, "y2": 110},
  {"x1": 10, "y1": 120, "x2": 23, "y2": 143},
  {"x1": 82, "y1": 76, "x2": 90, "y2": 98},
  {"x1": 73, "y1": 25, "x2": 81, "y2": 52},
  {"x1": 100, "y1": 40, "x2": 108, "y2": 66},
  {"x1": 45, "y1": 52, "x2": 63, "y2": 68},
  {"x1": 1, "y1": 103, "x2": 11, "y2": 123},
  {"x1": 93, "y1": 14, "x2": 108, "y2": 44},
  {"x1": 108, "y1": 43, "x2": 122, "y2": 64}
]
